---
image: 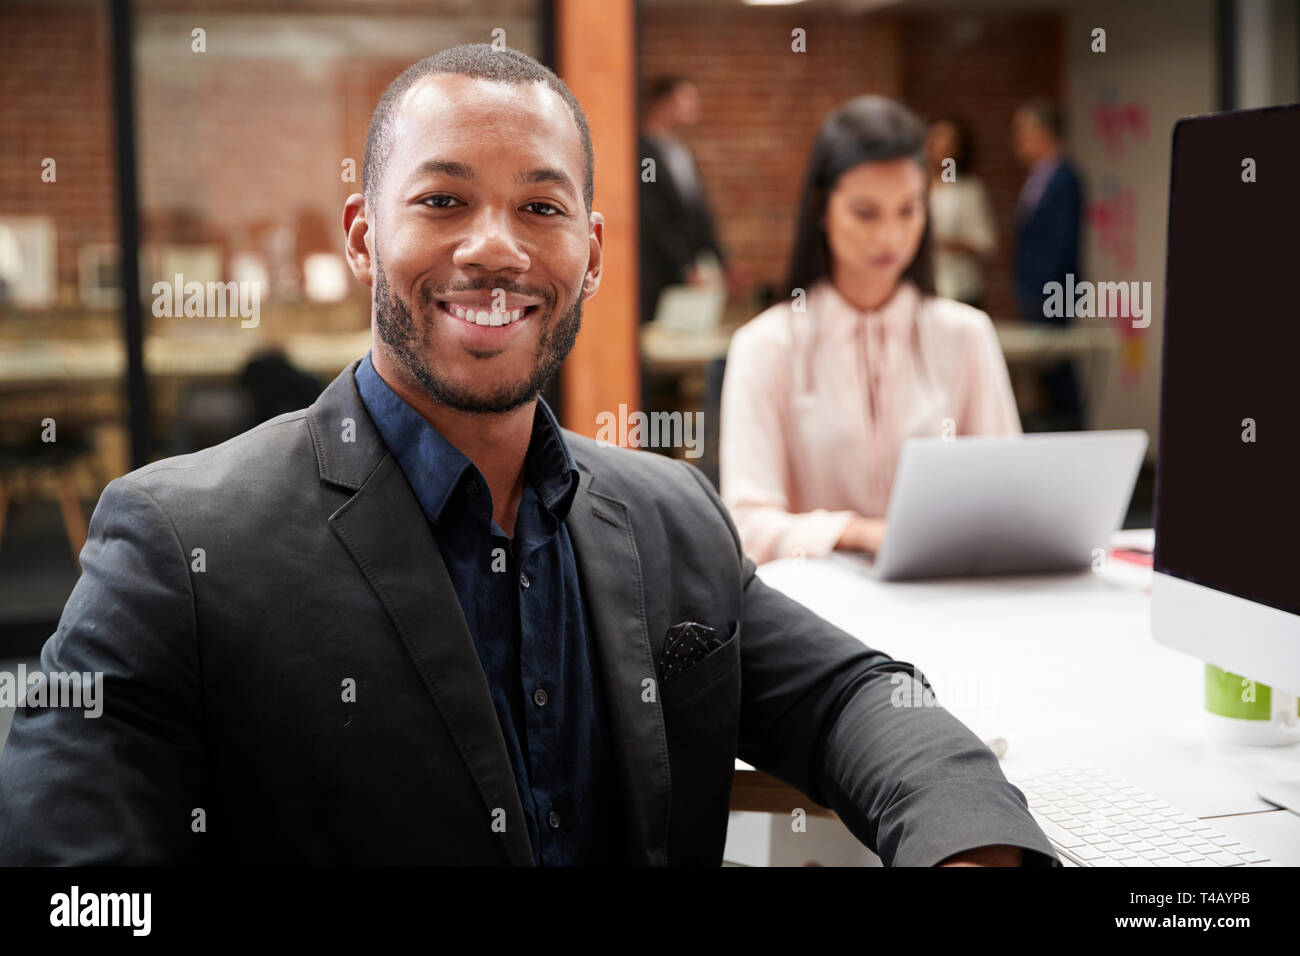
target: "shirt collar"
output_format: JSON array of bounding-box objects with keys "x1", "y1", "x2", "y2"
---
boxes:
[
  {"x1": 353, "y1": 351, "x2": 579, "y2": 525},
  {"x1": 1026, "y1": 155, "x2": 1062, "y2": 188},
  {"x1": 1019, "y1": 154, "x2": 1063, "y2": 211},
  {"x1": 524, "y1": 391, "x2": 581, "y2": 519},
  {"x1": 1031, "y1": 153, "x2": 1063, "y2": 177},
  {"x1": 815, "y1": 278, "x2": 920, "y2": 336}
]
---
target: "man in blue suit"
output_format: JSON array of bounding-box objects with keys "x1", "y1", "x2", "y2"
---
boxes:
[{"x1": 1013, "y1": 98, "x2": 1085, "y2": 430}]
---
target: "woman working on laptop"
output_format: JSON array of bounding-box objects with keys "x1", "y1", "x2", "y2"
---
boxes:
[{"x1": 719, "y1": 96, "x2": 1020, "y2": 565}]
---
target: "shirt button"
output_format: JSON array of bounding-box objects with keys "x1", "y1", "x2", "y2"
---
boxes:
[
  {"x1": 533, "y1": 687, "x2": 548, "y2": 707},
  {"x1": 464, "y1": 479, "x2": 479, "y2": 495},
  {"x1": 520, "y1": 571, "x2": 530, "y2": 589},
  {"x1": 547, "y1": 810, "x2": 561, "y2": 830}
]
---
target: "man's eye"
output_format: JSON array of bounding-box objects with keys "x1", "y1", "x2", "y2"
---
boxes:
[
  {"x1": 421, "y1": 195, "x2": 461, "y2": 208},
  {"x1": 525, "y1": 201, "x2": 562, "y2": 216}
]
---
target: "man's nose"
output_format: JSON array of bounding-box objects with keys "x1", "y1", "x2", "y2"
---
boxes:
[{"x1": 452, "y1": 207, "x2": 531, "y2": 274}]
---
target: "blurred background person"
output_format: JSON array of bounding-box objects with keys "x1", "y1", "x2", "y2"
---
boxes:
[
  {"x1": 1012, "y1": 97, "x2": 1085, "y2": 430},
  {"x1": 926, "y1": 116, "x2": 997, "y2": 310},
  {"x1": 638, "y1": 76, "x2": 731, "y2": 325},
  {"x1": 637, "y1": 74, "x2": 746, "y2": 486},
  {"x1": 720, "y1": 96, "x2": 1020, "y2": 566}
]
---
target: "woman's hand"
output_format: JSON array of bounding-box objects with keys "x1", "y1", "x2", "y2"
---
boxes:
[{"x1": 835, "y1": 515, "x2": 886, "y2": 555}]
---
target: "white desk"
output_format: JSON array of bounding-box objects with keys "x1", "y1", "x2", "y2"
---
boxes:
[
  {"x1": 726, "y1": 537, "x2": 1300, "y2": 865},
  {"x1": 641, "y1": 320, "x2": 1117, "y2": 373}
]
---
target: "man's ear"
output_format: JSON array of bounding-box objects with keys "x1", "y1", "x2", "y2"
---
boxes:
[
  {"x1": 342, "y1": 193, "x2": 374, "y2": 288},
  {"x1": 582, "y1": 210, "x2": 604, "y2": 301}
]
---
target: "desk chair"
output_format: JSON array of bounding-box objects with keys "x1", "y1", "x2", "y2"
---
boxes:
[{"x1": 0, "y1": 429, "x2": 94, "y2": 569}]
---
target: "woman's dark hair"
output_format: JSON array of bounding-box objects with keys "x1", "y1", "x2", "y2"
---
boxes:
[
  {"x1": 785, "y1": 95, "x2": 935, "y2": 299},
  {"x1": 932, "y1": 115, "x2": 976, "y2": 173}
]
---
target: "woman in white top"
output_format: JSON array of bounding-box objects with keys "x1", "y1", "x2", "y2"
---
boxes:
[
  {"x1": 926, "y1": 116, "x2": 998, "y2": 308},
  {"x1": 720, "y1": 96, "x2": 1021, "y2": 565}
]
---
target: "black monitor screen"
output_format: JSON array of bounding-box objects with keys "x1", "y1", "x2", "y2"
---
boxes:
[{"x1": 1154, "y1": 104, "x2": 1300, "y2": 618}]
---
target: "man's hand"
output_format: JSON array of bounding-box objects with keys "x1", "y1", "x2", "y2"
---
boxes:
[{"x1": 937, "y1": 845, "x2": 1024, "y2": 867}]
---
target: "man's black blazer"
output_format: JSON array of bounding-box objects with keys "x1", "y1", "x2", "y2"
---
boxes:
[
  {"x1": 0, "y1": 360, "x2": 1057, "y2": 866},
  {"x1": 638, "y1": 134, "x2": 725, "y2": 324}
]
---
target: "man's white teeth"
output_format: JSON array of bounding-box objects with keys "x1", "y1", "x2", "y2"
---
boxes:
[{"x1": 448, "y1": 303, "x2": 526, "y2": 327}]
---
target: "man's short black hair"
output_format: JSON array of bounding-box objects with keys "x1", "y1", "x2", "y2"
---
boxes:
[
  {"x1": 1019, "y1": 96, "x2": 1064, "y2": 141},
  {"x1": 643, "y1": 75, "x2": 689, "y2": 109},
  {"x1": 363, "y1": 43, "x2": 594, "y2": 215}
]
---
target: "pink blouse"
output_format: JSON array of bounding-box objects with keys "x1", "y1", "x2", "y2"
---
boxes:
[{"x1": 719, "y1": 279, "x2": 1021, "y2": 565}]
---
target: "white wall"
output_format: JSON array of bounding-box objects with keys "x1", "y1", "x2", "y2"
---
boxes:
[
  {"x1": 1239, "y1": 0, "x2": 1300, "y2": 108},
  {"x1": 1065, "y1": 0, "x2": 1298, "y2": 450},
  {"x1": 1065, "y1": 0, "x2": 1217, "y2": 450}
]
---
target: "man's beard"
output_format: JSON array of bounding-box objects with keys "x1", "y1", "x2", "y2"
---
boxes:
[{"x1": 372, "y1": 253, "x2": 581, "y2": 414}]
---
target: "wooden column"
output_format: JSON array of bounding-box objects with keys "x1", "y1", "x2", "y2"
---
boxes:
[{"x1": 555, "y1": 0, "x2": 641, "y2": 435}]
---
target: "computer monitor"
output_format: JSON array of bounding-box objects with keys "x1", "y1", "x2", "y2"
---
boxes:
[{"x1": 1151, "y1": 103, "x2": 1300, "y2": 699}]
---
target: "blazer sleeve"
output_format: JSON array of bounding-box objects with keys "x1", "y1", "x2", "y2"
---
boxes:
[
  {"x1": 0, "y1": 477, "x2": 206, "y2": 864},
  {"x1": 682, "y1": 463, "x2": 1060, "y2": 867},
  {"x1": 719, "y1": 319, "x2": 856, "y2": 564}
]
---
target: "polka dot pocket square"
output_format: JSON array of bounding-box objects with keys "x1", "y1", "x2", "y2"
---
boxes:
[{"x1": 659, "y1": 620, "x2": 730, "y2": 681}]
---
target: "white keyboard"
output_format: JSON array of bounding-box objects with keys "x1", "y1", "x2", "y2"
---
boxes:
[{"x1": 1005, "y1": 766, "x2": 1272, "y2": 867}]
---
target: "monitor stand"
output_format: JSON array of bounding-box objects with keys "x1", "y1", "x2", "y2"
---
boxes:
[{"x1": 1258, "y1": 781, "x2": 1300, "y2": 815}]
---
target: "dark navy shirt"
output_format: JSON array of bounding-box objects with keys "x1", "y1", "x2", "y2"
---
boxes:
[{"x1": 354, "y1": 353, "x2": 624, "y2": 865}]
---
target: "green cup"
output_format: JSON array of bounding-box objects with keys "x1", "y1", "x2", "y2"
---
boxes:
[{"x1": 1205, "y1": 664, "x2": 1299, "y2": 720}]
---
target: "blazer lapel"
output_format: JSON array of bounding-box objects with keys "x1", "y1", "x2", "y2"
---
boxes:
[
  {"x1": 564, "y1": 459, "x2": 671, "y2": 865},
  {"x1": 309, "y1": 360, "x2": 534, "y2": 866}
]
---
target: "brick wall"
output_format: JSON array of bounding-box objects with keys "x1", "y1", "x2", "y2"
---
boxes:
[
  {"x1": 4, "y1": 2, "x2": 1063, "y2": 321},
  {"x1": 638, "y1": 6, "x2": 1064, "y2": 319},
  {"x1": 0, "y1": 3, "x2": 116, "y2": 293},
  {"x1": 133, "y1": 43, "x2": 404, "y2": 270},
  {"x1": 638, "y1": 6, "x2": 902, "y2": 298},
  {"x1": 0, "y1": 1, "x2": 535, "y2": 310},
  {"x1": 900, "y1": 12, "x2": 1064, "y2": 320}
]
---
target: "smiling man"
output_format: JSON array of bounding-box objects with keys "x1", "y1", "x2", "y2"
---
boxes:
[{"x1": 0, "y1": 44, "x2": 1056, "y2": 867}]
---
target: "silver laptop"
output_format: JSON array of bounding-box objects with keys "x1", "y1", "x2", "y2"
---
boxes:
[{"x1": 870, "y1": 430, "x2": 1148, "y2": 581}]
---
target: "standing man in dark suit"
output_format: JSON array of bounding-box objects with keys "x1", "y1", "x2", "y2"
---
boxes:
[
  {"x1": 638, "y1": 76, "x2": 729, "y2": 326},
  {"x1": 1013, "y1": 97, "x2": 1085, "y2": 430},
  {"x1": 0, "y1": 44, "x2": 1056, "y2": 867},
  {"x1": 638, "y1": 76, "x2": 736, "y2": 485}
]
